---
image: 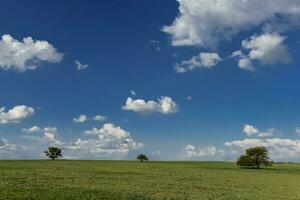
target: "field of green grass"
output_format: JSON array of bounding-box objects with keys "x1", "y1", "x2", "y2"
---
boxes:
[{"x1": 0, "y1": 160, "x2": 300, "y2": 200}]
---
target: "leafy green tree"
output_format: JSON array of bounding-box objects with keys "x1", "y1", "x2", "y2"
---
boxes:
[
  {"x1": 137, "y1": 154, "x2": 148, "y2": 162},
  {"x1": 237, "y1": 146, "x2": 272, "y2": 168},
  {"x1": 44, "y1": 147, "x2": 62, "y2": 160},
  {"x1": 237, "y1": 155, "x2": 253, "y2": 167}
]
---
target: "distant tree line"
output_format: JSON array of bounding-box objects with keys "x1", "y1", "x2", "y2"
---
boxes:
[
  {"x1": 44, "y1": 146, "x2": 150, "y2": 162},
  {"x1": 44, "y1": 145, "x2": 272, "y2": 169}
]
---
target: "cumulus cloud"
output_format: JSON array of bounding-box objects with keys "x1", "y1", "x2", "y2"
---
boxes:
[
  {"x1": 182, "y1": 144, "x2": 224, "y2": 159},
  {"x1": 163, "y1": 0, "x2": 300, "y2": 47},
  {"x1": 225, "y1": 138, "x2": 300, "y2": 161},
  {"x1": 243, "y1": 124, "x2": 275, "y2": 137},
  {"x1": 84, "y1": 123, "x2": 130, "y2": 138},
  {"x1": 22, "y1": 126, "x2": 62, "y2": 145},
  {"x1": 0, "y1": 105, "x2": 34, "y2": 124},
  {"x1": 180, "y1": 125, "x2": 300, "y2": 161},
  {"x1": 122, "y1": 96, "x2": 178, "y2": 114},
  {"x1": 73, "y1": 115, "x2": 88, "y2": 123},
  {"x1": 225, "y1": 138, "x2": 265, "y2": 149},
  {"x1": 222, "y1": 125, "x2": 300, "y2": 161},
  {"x1": 75, "y1": 60, "x2": 88, "y2": 71},
  {"x1": 243, "y1": 124, "x2": 259, "y2": 136},
  {"x1": 175, "y1": 52, "x2": 221, "y2": 73},
  {"x1": 0, "y1": 34, "x2": 63, "y2": 72},
  {"x1": 232, "y1": 32, "x2": 292, "y2": 70},
  {"x1": 231, "y1": 50, "x2": 254, "y2": 71},
  {"x1": 66, "y1": 123, "x2": 143, "y2": 158}
]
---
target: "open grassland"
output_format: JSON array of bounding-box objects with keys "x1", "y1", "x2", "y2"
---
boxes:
[{"x1": 0, "y1": 160, "x2": 300, "y2": 200}]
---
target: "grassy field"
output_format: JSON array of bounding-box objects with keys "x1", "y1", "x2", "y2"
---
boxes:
[{"x1": 0, "y1": 161, "x2": 299, "y2": 200}]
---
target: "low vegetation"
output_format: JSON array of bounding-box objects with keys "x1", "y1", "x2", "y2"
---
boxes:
[{"x1": 0, "y1": 160, "x2": 299, "y2": 199}]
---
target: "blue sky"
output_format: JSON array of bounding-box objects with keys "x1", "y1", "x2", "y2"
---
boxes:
[{"x1": 1, "y1": 0, "x2": 300, "y2": 161}]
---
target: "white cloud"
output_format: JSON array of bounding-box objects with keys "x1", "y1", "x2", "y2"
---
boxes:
[
  {"x1": 93, "y1": 115, "x2": 106, "y2": 122},
  {"x1": 0, "y1": 34, "x2": 63, "y2": 72},
  {"x1": 22, "y1": 126, "x2": 41, "y2": 133},
  {"x1": 0, "y1": 137, "x2": 30, "y2": 158},
  {"x1": 243, "y1": 33, "x2": 291, "y2": 64},
  {"x1": 231, "y1": 50, "x2": 254, "y2": 71},
  {"x1": 175, "y1": 52, "x2": 221, "y2": 73},
  {"x1": 225, "y1": 138, "x2": 300, "y2": 161},
  {"x1": 225, "y1": 138, "x2": 265, "y2": 149},
  {"x1": 84, "y1": 123, "x2": 130, "y2": 138},
  {"x1": 73, "y1": 114, "x2": 106, "y2": 123},
  {"x1": 232, "y1": 32, "x2": 292, "y2": 70},
  {"x1": 66, "y1": 123, "x2": 143, "y2": 158},
  {"x1": 243, "y1": 124, "x2": 275, "y2": 138},
  {"x1": 163, "y1": 0, "x2": 300, "y2": 47},
  {"x1": 75, "y1": 60, "x2": 88, "y2": 71},
  {"x1": 179, "y1": 125, "x2": 300, "y2": 162},
  {"x1": 22, "y1": 126, "x2": 62, "y2": 145},
  {"x1": 0, "y1": 105, "x2": 34, "y2": 124},
  {"x1": 243, "y1": 124, "x2": 259, "y2": 136},
  {"x1": 258, "y1": 128, "x2": 276, "y2": 138},
  {"x1": 182, "y1": 144, "x2": 225, "y2": 159},
  {"x1": 73, "y1": 115, "x2": 88, "y2": 123},
  {"x1": 122, "y1": 96, "x2": 178, "y2": 114},
  {"x1": 0, "y1": 138, "x2": 17, "y2": 152}
]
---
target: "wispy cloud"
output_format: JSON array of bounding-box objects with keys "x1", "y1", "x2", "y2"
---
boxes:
[{"x1": 75, "y1": 60, "x2": 88, "y2": 71}]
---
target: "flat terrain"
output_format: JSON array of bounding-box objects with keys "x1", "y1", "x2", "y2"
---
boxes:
[{"x1": 0, "y1": 161, "x2": 299, "y2": 200}]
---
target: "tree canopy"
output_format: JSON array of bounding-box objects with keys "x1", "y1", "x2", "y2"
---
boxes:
[
  {"x1": 137, "y1": 154, "x2": 148, "y2": 162},
  {"x1": 237, "y1": 146, "x2": 272, "y2": 168},
  {"x1": 44, "y1": 147, "x2": 62, "y2": 160}
]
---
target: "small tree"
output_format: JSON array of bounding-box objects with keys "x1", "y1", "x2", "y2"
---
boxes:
[
  {"x1": 137, "y1": 154, "x2": 148, "y2": 162},
  {"x1": 237, "y1": 146, "x2": 272, "y2": 168},
  {"x1": 44, "y1": 147, "x2": 62, "y2": 160}
]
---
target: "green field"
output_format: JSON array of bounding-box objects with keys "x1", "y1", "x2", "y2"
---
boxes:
[{"x1": 0, "y1": 160, "x2": 300, "y2": 200}]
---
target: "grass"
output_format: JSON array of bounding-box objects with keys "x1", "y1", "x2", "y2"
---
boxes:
[{"x1": 0, "y1": 160, "x2": 299, "y2": 199}]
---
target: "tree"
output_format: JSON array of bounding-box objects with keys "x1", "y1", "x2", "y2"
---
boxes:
[
  {"x1": 137, "y1": 154, "x2": 148, "y2": 162},
  {"x1": 237, "y1": 146, "x2": 272, "y2": 169},
  {"x1": 236, "y1": 155, "x2": 253, "y2": 167},
  {"x1": 44, "y1": 147, "x2": 62, "y2": 160}
]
